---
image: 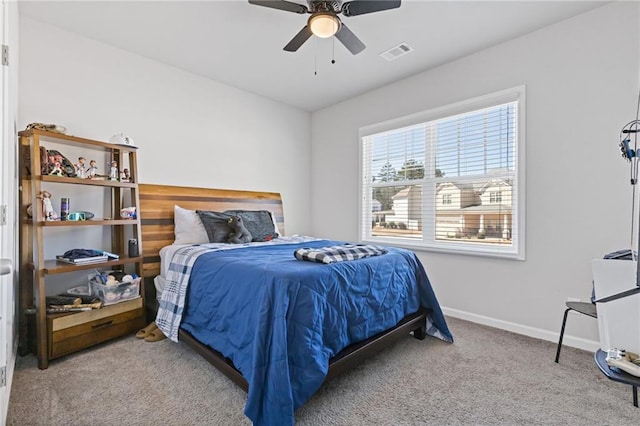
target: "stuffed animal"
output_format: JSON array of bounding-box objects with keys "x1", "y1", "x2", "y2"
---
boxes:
[{"x1": 227, "y1": 216, "x2": 252, "y2": 244}]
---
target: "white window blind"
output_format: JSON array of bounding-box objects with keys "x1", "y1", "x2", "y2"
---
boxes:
[{"x1": 360, "y1": 88, "x2": 524, "y2": 259}]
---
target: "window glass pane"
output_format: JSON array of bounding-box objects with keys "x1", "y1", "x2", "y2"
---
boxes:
[
  {"x1": 435, "y1": 103, "x2": 515, "y2": 178},
  {"x1": 368, "y1": 125, "x2": 425, "y2": 184},
  {"x1": 371, "y1": 184, "x2": 422, "y2": 240},
  {"x1": 435, "y1": 178, "x2": 513, "y2": 245}
]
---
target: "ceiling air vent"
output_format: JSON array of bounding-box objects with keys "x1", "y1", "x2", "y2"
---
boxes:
[{"x1": 379, "y1": 42, "x2": 413, "y2": 62}]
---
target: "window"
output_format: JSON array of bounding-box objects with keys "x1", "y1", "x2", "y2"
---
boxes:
[
  {"x1": 489, "y1": 191, "x2": 502, "y2": 204},
  {"x1": 360, "y1": 87, "x2": 525, "y2": 259}
]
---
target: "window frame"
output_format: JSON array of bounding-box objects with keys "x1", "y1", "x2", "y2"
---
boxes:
[{"x1": 359, "y1": 86, "x2": 526, "y2": 260}]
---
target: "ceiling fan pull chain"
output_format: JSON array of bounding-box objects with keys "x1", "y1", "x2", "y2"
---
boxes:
[
  {"x1": 314, "y1": 37, "x2": 318, "y2": 75},
  {"x1": 331, "y1": 37, "x2": 336, "y2": 64}
]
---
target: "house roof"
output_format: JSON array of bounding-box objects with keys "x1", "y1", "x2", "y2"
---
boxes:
[
  {"x1": 392, "y1": 187, "x2": 412, "y2": 199},
  {"x1": 476, "y1": 177, "x2": 513, "y2": 195},
  {"x1": 436, "y1": 177, "x2": 512, "y2": 194}
]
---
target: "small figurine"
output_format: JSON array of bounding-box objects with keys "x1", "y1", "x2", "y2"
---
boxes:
[
  {"x1": 48, "y1": 161, "x2": 63, "y2": 176},
  {"x1": 109, "y1": 161, "x2": 118, "y2": 181},
  {"x1": 87, "y1": 160, "x2": 98, "y2": 179},
  {"x1": 38, "y1": 190, "x2": 58, "y2": 220},
  {"x1": 74, "y1": 157, "x2": 86, "y2": 178},
  {"x1": 120, "y1": 168, "x2": 131, "y2": 182}
]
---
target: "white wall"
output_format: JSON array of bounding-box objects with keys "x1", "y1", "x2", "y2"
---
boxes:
[
  {"x1": 311, "y1": 2, "x2": 640, "y2": 349},
  {"x1": 19, "y1": 17, "x2": 312, "y2": 238}
]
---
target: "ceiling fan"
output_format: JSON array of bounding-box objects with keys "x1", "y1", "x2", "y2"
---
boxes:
[{"x1": 248, "y1": 0, "x2": 401, "y2": 55}]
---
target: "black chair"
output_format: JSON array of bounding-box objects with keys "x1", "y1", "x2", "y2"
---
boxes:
[{"x1": 555, "y1": 301, "x2": 598, "y2": 363}]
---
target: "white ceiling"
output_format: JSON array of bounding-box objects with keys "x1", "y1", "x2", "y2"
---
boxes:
[{"x1": 18, "y1": 0, "x2": 606, "y2": 112}]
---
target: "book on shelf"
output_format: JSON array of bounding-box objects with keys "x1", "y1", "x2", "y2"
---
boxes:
[
  {"x1": 101, "y1": 250, "x2": 119, "y2": 259},
  {"x1": 56, "y1": 254, "x2": 109, "y2": 264}
]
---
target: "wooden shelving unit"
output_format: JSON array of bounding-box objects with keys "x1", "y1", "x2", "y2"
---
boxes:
[{"x1": 18, "y1": 129, "x2": 146, "y2": 369}]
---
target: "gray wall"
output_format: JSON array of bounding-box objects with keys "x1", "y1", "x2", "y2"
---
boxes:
[
  {"x1": 19, "y1": 17, "x2": 312, "y2": 238},
  {"x1": 310, "y1": 2, "x2": 640, "y2": 349},
  {"x1": 18, "y1": 16, "x2": 312, "y2": 294}
]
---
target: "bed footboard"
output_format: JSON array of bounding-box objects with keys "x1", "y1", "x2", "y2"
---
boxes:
[
  {"x1": 325, "y1": 308, "x2": 429, "y2": 381},
  {"x1": 178, "y1": 308, "x2": 430, "y2": 392}
]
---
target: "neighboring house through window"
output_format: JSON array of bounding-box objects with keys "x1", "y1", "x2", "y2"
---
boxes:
[{"x1": 360, "y1": 87, "x2": 525, "y2": 259}]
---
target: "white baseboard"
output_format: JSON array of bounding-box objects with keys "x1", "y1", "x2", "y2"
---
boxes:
[{"x1": 442, "y1": 307, "x2": 600, "y2": 353}]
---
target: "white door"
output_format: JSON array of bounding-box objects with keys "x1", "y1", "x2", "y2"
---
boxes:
[
  {"x1": 0, "y1": 0, "x2": 17, "y2": 422},
  {"x1": 0, "y1": 0, "x2": 7, "y2": 419}
]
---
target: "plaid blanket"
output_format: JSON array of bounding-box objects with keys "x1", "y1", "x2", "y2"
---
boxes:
[
  {"x1": 294, "y1": 244, "x2": 388, "y2": 264},
  {"x1": 155, "y1": 236, "x2": 320, "y2": 342},
  {"x1": 155, "y1": 244, "x2": 214, "y2": 341}
]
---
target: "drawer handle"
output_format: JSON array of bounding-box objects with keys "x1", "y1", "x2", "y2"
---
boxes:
[{"x1": 92, "y1": 320, "x2": 113, "y2": 329}]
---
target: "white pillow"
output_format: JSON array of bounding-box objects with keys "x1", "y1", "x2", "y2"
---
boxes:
[
  {"x1": 270, "y1": 211, "x2": 282, "y2": 237},
  {"x1": 173, "y1": 205, "x2": 209, "y2": 245}
]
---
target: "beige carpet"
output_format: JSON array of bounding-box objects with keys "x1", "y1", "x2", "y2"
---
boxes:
[{"x1": 7, "y1": 317, "x2": 639, "y2": 425}]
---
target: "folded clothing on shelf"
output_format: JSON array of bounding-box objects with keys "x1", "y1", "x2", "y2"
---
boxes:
[{"x1": 62, "y1": 248, "x2": 104, "y2": 259}]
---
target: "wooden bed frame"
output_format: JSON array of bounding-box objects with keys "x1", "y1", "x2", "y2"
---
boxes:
[{"x1": 138, "y1": 183, "x2": 428, "y2": 392}]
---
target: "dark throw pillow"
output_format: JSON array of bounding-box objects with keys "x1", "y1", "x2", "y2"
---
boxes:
[
  {"x1": 196, "y1": 210, "x2": 233, "y2": 243},
  {"x1": 224, "y1": 210, "x2": 278, "y2": 242}
]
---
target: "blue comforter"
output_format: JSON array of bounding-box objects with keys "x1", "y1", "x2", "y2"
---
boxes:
[{"x1": 180, "y1": 240, "x2": 452, "y2": 425}]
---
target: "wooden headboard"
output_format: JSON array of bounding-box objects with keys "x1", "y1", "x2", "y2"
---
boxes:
[{"x1": 138, "y1": 183, "x2": 284, "y2": 279}]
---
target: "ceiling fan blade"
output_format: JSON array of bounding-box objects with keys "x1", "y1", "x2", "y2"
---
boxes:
[
  {"x1": 248, "y1": 0, "x2": 308, "y2": 14},
  {"x1": 342, "y1": 0, "x2": 401, "y2": 17},
  {"x1": 284, "y1": 25, "x2": 313, "y2": 52},
  {"x1": 335, "y1": 23, "x2": 366, "y2": 55}
]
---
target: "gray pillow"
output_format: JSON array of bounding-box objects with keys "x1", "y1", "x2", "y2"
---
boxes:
[
  {"x1": 196, "y1": 210, "x2": 233, "y2": 243},
  {"x1": 224, "y1": 210, "x2": 278, "y2": 242}
]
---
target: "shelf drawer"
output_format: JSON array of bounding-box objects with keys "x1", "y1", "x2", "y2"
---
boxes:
[{"x1": 47, "y1": 299, "x2": 146, "y2": 360}]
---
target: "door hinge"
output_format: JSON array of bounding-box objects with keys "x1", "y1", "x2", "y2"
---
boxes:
[
  {"x1": 2, "y1": 45, "x2": 8, "y2": 66},
  {"x1": 0, "y1": 205, "x2": 6, "y2": 226},
  {"x1": 0, "y1": 366, "x2": 5, "y2": 387}
]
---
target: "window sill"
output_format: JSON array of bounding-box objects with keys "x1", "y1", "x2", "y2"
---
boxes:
[{"x1": 361, "y1": 237, "x2": 525, "y2": 261}]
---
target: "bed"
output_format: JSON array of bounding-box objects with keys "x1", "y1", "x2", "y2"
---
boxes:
[{"x1": 138, "y1": 183, "x2": 452, "y2": 426}]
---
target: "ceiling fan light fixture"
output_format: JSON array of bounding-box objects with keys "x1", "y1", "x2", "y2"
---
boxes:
[{"x1": 308, "y1": 13, "x2": 340, "y2": 38}]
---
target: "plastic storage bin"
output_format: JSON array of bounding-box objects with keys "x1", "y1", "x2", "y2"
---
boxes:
[
  {"x1": 592, "y1": 259, "x2": 640, "y2": 354},
  {"x1": 90, "y1": 276, "x2": 141, "y2": 306}
]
